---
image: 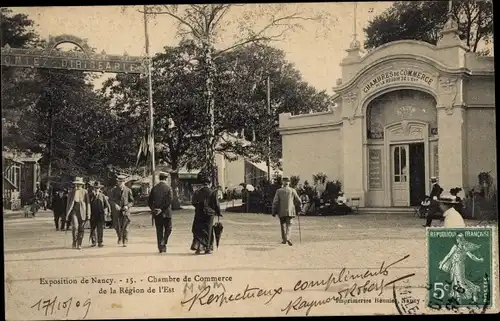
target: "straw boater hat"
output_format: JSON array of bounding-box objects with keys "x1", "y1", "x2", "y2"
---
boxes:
[
  {"x1": 73, "y1": 177, "x2": 85, "y2": 185},
  {"x1": 282, "y1": 176, "x2": 290, "y2": 182},
  {"x1": 438, "y1": 193, "x2": 459, "y2": 204},
  {"x1": 430, "y1": 176, "x2": 438, "y2": 182},
  {"x1": 116, "y1": 174, "x2": 127, "y2": 181}
]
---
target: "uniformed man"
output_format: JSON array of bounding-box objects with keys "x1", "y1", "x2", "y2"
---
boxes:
[
  {"x1": 89, "y1": 181, "x2": 111, "y2": 247},
  {"x1": 148, "y1": 172, "x2": 173, "y2": 253},
  {"x1": 109, "y1": 174, "x2": 134, "y2": 247}
]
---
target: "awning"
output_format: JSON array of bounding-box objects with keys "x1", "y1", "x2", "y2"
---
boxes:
[{"x1": 246, "y1": 160, "x2": 282, "y2": 176}]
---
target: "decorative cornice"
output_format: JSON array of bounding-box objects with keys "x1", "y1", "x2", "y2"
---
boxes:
[
  {"x1": 333, "y1": 55, "x2": 471, "y2": 94},
  {"x1": 278, "y1": 121, "x2": 343, "y2": 135}
]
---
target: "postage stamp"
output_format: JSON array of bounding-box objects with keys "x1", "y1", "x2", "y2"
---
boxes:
[{"x1": 427, "y1": 227, "x2": 494, "y2": 311}]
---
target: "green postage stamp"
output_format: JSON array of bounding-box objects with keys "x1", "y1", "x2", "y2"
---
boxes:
[{"x1": 427, "y1": 227, "x2": 494, "y2": 310}]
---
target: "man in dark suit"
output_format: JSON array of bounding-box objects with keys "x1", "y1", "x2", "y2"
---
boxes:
[
  {"x1": 90, "y1": 181, "x2": 111, "y2": 247},
  {"x1": 52, "y1": 189, "x2": 67, "y2": 231},
  {"x1": 148, "y1": 172, "x2": 173, "y2": 253},
  {"x1": 109, "y1": 174, "x2": 135, "y2": 247},
  {"x1": 424, "y1": 176, "x2": 444, "y2": 227}
]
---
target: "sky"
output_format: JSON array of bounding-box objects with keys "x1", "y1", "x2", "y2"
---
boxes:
[{"x1": 9, "y1": 3, "x2": 394, "y2": 94}]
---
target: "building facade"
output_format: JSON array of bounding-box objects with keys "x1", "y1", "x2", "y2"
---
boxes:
[
  {"x1": 2, "y1": 151, "x2": 43, "y2": 209},
  {"x1": 278, "y1": 17, "x2": 495, "y2": 207}
]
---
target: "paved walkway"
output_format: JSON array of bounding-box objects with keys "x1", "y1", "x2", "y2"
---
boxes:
[{"x1": 4, "y1": 209, "x2": 497, "y2": 319}]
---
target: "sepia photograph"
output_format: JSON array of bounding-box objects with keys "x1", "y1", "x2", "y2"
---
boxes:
[{"x1": 2, "y1": 1, "x2": 498, "y2": 319}]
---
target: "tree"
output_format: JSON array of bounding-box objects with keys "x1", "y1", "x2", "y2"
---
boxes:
[
  {"x1": 1, "y1": 8, "x2": 42, "y2": 142},
  {"x1": 129, "y1": 4, "x2": 336, "y2": 183},
  {"x1": 364, "y1": 0, "x2": 493, "y2": 55},
  {"x1": 102, "y1": 40, "x2": 331, "y2": 208}
]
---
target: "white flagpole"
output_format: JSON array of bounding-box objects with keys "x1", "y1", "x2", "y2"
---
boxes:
[{"x1": 143, "y1": 5, "x2": 156, "y2": 187}]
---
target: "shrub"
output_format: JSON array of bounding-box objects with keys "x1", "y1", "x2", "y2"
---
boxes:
[
  {"x1": 324, "y1": 180, "x2": 342, "y2": 203},
  {"x1": 290, "y1": 175, "x2": 300, "y2": 188},
  {"x1": 312, "y1": 173, "x2": 328, "y2": 185}
]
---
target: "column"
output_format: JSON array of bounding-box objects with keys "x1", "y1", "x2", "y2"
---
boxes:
[
  {"x1": 342, "y1": 89, "x2": 365, "y2": 206},
  {"x1": 343, "y1": 118, "x2": 365, "y2": 205}
]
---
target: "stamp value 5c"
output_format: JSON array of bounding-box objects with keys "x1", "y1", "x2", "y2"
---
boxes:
[{"x1": 427, "y1": 227, "x2": 493, "y2": 311}]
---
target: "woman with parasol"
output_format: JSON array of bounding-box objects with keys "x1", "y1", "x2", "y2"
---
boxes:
[{"x1": 190, "y1": 171, "x2": 223, "y2": 255}]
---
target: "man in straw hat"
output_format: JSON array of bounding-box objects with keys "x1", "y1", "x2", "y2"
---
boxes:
[
  {"x1": 65, "y1": 177, "x2": 91, "y2": 250},
  {"x1": 437, "y1": 193, "x2": 465, "y2": 228},
  {"x1": 89, "y1": 181, "x2": 111, "y2": 248},
  {"x1": 148, "y1": 171, "x2": 173, "y2": 253},
  {"x1": 109, "y1": 174, "x2": 135, "y2": 247},
  {"x1": 272, "y1": 176, "x2": 302, "y2": 246},
  {"x1": 424, "y1": 176, "x2": 444, "y2": 227}
]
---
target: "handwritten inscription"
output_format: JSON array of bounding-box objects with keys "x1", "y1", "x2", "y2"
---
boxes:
[
  {"x1": 31, "y1": 297, "x2": 91, "y2": 319},
  {"x1": 282, "y1": 255, "x2": 415, "y2": 316},
  {"x1": 181, "y1": 284, "x2": 283, "y2": 311}
]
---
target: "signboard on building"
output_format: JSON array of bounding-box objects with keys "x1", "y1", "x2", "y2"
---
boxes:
[
  {"x1": 368, "y1": 149, "x2": 383, "y2": 189},
  {"x1": 363, "y1": 69, "x2": 435, "y2": 94},
  {"x1": 1, "y1": 35, "x2": 146, "y2": 74}
]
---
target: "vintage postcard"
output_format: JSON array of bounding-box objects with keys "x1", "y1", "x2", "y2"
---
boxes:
[{"x1": 2, "y1": 2, "x2": 498, "y2": 319}]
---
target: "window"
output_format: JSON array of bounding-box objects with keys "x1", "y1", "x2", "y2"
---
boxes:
[{"x1": 393, "y1": 146, "x2": 407, "y2": 183}]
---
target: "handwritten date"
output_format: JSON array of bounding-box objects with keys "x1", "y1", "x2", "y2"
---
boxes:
[{"x1": 31, "y1": 297, "x2": 91, "y2": 319}]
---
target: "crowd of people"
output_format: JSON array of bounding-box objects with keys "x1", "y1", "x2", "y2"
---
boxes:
[{"x1": 28, "y1": 171, "x2": 470, "y2": 254}]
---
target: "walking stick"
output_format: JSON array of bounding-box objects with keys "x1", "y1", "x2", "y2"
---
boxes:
[{"x1": 297, "y1": 212, "x2": 302, "y2": 244}]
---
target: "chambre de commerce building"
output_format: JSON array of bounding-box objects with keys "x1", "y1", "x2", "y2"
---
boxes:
[{"x1": 278, "y1": 21, "x2": 495, "y2": 208}]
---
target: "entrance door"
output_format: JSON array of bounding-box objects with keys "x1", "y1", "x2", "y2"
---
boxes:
[
  {"x1": 391, "y1": 144, "x2": 409, "y2": 206},
  {"x1": 409, "y1": 143, "x2": 426, "y2": 206}
]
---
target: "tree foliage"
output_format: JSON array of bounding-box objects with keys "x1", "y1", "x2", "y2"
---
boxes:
[
  {"x1": 1, "y1": 9, "x2": 121, "y2": 181},
  {"x1": 364, "y1": 0, "x2": 493, "y2": 55},
  {"x1": 102, "y1": 40, "x2": 331, "y2": 174}
]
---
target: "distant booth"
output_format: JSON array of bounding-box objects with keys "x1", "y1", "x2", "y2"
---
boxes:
[
  {"x1": 2, "y1": 151, "x2": 42, "y2": 210},
  {"x1": 278, "y1": 20, "x2": 495, "y2": 208}
]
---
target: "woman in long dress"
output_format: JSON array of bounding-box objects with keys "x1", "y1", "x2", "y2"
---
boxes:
[
  {"x1": 190, "y1": 172, "x2": 221, "y2": 255},
  {"x1": 438, "y1": 233, "x2": 484, "y2": 303}
]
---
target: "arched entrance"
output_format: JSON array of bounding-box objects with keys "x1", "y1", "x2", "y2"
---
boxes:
[{"x1": 365, "y1": 89, "x2": 438, "y2": 207}]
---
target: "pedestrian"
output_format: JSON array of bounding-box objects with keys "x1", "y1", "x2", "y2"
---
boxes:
[
  {"x1": 190, "y1": 171, "x2": 221, "y2": 255},
  {"x1": 272, "y1": 176, "x2": 302, "y2": 246},
  {"x1": 148, "y1": 172, "x2": 173, "y2": 253},
  {"x1": 61, "y1": 188, "x2": 70, "y2": 230},
  {"x1": 65, "y1": 177, "x2": 90, "y2": 250},
  {"x1": 89, "y1": 181, "x2": 111, "y2": 248},
  {"x1": 424, "y1": 176, "x2": 444, "y2": 227},
  {"x1": 51, "y1": 188, "x2": 66, "y2": 231},
  {"x1": 438, "y1": 194, "x2": 466, "y2": 228},
  {"x1": 109, "y1": 174, "x2": 134, "y2": 247}
]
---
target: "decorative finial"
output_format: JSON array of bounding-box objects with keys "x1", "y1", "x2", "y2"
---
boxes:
[{"x1": 349, "y1": 2, "x2": 361, "y2": 49}]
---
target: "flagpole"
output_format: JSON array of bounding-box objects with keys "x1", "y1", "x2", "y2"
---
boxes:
[
  {"x1": 144, "y1": 5, "x2": 156, "y2": 188},
  {"x1": 266, "y1": 75, "x2": 271, "y2": 183}
]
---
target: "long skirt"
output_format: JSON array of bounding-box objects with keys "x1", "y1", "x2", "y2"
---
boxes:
[{"x1": 190, "y1": 213, "x2": 215, "y2": 252}]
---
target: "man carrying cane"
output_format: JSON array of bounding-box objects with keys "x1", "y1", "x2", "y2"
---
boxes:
[
  {"x1": 109, "y1": 174, "x2": 134, "y2": 247},
  {"x1": 272, "y1": 176, "x2": 302, "y2": 246},
  {"x1": 65, "y1": 177, "x2": 90, "y2": 250}
]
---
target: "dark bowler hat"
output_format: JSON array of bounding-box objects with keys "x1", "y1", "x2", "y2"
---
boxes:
[
  {"x1": 93, "y1": 181, "x2": 104, "y2": 188},
  {"x1": 197, "y1": 171, "x2": 211, "y2": 184}
]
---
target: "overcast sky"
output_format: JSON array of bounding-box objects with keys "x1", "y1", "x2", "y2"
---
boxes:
[{"x1": 10, "y1": 3, "x2": 393, "y2": 94}]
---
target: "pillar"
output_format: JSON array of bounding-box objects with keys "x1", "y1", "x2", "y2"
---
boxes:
[
  {"x1": 437, "y1": 76, "x2": 467, "y2": 192},
  {"x1": 342, "y1": 89, "x2": 365, "y2": 206}
]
